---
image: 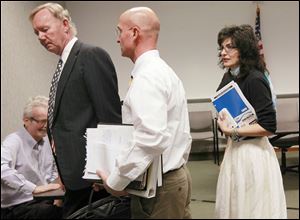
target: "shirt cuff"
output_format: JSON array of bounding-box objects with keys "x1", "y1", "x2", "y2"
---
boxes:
[
  {"x1": 106, "y1": 169, "x2": 131, "y2": 191},
  {"x1": 20, "y1": 180, "x2": 36, "y2": 193}
]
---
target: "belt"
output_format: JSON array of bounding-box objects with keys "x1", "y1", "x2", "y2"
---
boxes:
[
  {"x1": 242, "y1": 136, "x2": 258, "y2": 140},
  {"x1": 163, "y1": 165, "x2": 184, "y2": 175}
]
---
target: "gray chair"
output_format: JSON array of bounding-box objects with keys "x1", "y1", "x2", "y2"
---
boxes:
[
  {"x1": 269, "y1": 98, "x2": 299, "y2": 174},
  {"x1": 189, "y1": 111, "x2": 219, "y2": 164}
]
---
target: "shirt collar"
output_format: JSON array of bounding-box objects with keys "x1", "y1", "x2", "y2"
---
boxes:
[
  {"x1": 60, "y1": 37, "x2": 78, "y2": 64},
  {"x1": 20, "y1": 126, "x2": 45, "y2": 150},
  {"x1": 230, "y1": 66, "x2": 240, "y2": 77},
  {"x1": 131, "y1": 50, "x2": 159, "y2": 78}
]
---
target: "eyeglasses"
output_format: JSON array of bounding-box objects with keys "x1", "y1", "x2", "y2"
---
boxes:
[
  {"x1": 115, "y1": 27, "x2": 134, "y2": 37},
  {"x1": 218, "y1": 44, "x2": 237, "y2": 54},
  {"x1": 30, "y1": 117, "x2": 47, "y2": 126}
]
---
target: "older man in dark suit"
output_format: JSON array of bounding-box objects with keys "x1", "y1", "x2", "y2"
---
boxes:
[{"x1": 29, "y1": 3, "x2": 121, "y2": 218}]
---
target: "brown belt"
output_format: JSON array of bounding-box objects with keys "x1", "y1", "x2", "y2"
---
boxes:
[{"x1": 163, "y1": 165, "x2": 184, "y2": 176}]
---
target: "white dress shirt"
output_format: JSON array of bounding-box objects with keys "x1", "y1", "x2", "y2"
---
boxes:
[
  {"x1": 1, "y1": 127, "x2": 58, "y2": 208},
  {"x1": 60, "y1": 37, "x2": 78, "y2": 68},
  {"x1": 107, "y1": 50, "x2": 192, "y2": 191},
  {"x1": 56, "y1": 36, "x2": 78, "y2": 81}
]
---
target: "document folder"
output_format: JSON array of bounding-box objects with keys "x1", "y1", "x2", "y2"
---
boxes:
[
  {"x1": 83, "y1": 123, "x2": 162, "y2": 197},
  {"x1": 211, "y1": 81, "x2": 257, "y2": 129}
]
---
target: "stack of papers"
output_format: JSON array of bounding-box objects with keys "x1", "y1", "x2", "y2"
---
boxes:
[
  {"x1": 83, "y1": 124, "x2": 162, "y2": 198},
  {"x1": 211, "y1": 81, "x2": 257, "y2": 129}
]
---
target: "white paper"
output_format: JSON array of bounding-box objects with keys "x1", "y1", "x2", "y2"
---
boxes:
[
  {"x1": 83, "y1": 124, "x2": 162, "y2": 198},
  {"x1": 84, "y1": 126, "x2": 132, "y2": 174}
]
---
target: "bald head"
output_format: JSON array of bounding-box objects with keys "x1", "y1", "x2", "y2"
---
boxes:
[
  {"x1": 121, "y1": 7, "x2": 160, "y2": 37},
  {"x1": 117, "y1": 7, "x2": 161, "y2": 62}
]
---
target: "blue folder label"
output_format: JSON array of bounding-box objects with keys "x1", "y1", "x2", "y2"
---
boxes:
[
  {"x1": 211, "y1": 81, "x2": 257, "y2": 130},
  {"x1": 213, "y1": 88, "x2": 249, "y2": 119}
]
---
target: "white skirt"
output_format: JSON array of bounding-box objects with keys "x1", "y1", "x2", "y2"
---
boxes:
[{"x1": 215, "y1": 137, "x2": 287, "y2": 219}]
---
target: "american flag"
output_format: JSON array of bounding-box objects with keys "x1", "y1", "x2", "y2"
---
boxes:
[{"x1": 255, "y1": 5, "x2": 264, "y2": 56}]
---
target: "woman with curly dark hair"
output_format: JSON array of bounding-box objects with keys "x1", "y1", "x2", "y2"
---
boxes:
[{"x1": 214, "y1": 25, "x2": 287, "y2": 219}]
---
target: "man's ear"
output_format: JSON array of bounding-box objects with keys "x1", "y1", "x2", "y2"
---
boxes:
[
  {"x1": 63, "y1": 19, "x2": 70, "y2": 33},
  {"x1": 132, "y1": 27, "x2": 139, "y2": 37}
]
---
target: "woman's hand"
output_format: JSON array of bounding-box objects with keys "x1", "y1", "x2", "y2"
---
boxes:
[{"x1": 217, "y1": 112, "x2": 232, "y2": 136}]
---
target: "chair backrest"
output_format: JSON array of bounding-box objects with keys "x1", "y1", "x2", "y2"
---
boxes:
[
  {"x1": 189, "y1": 111, "x2": 213, "y2": 132},
  {"x1": 276, "y1": 98, "x2": 299, "y2": 123},
  {"x1": 270, "y1": 98, "x2": 299, "y2": 147}
]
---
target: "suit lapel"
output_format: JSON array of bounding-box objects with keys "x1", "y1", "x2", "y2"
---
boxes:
[{"x1": 53, "y1": 40, "x2": 82, "y2": 121}]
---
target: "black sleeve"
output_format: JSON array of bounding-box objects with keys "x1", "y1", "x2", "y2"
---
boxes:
[
  {"x1": 217, "y1": 72, "x2": 233, "y2": 91},
  {"x1": 83, "y1": 46, "x2": 122, "y2": 124},
  {"x1": 246, "y1": 76, "x2": 276, "y2": 133}
]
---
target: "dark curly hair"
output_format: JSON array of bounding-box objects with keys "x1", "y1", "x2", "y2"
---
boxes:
[{"x1": 217, "y1": 24, "x2": 265, "y2": 78}]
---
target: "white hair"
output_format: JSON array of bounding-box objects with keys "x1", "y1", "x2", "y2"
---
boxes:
[
  {"x1": 23, "y1": 95, "x2": 49, "y2": 118},
  {"x1": 29, "y1": 2, "x2": 77, "y2": 36}
]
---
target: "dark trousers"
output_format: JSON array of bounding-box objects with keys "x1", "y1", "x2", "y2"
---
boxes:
[
  {"x1": 1, "y1": 200, "x2": 62, "y2": 219},
  {"x1": 63, "y1": 186, "x2": 109, "y2": 218}
]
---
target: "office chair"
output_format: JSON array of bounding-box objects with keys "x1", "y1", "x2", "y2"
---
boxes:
[
  {"x1": 269, "y1": 98, "x2": 299, "y2": 174},
  {"x1": 189, "y1": 111, "x2": 219, "y2": 165}
]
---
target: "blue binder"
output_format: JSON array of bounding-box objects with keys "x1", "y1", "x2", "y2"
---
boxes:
[{"x1": 211, "y1": 81, "x2": 257, "y2": 128}]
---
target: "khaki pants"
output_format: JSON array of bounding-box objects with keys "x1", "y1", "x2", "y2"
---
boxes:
[{"x1": 131, "y1": 165, "x2": 192, "y2": 219}]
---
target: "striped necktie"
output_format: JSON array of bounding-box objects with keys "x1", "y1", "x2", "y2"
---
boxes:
[{"x1": 48, "y1": 59, "x2": 63, "y2": 130}]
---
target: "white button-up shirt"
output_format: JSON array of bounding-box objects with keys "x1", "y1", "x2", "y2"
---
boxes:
[
  {"x1": 1, "y1": 127, "x2": 58, "y2": 208},
  {"x1": 56, "y1": 36, "x2": 78, "y2": 81},
  {"x1": 107, "y1": 50, "x2": 192, "y2": 190}
]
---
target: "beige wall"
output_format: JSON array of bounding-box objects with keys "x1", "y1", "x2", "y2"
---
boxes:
[
  {"x1": 66, "y1": 1, "x2": 299, "y2": 99},
  {"x1": 1, "y1": 1, "x2": 62, "y2": 140},
  {"x1": 1, "y1": 1, "x2": 299, "y2": 140}
]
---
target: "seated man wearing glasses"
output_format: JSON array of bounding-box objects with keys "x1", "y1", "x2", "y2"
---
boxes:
[{"x1": 1, "y1": 96, "x2": 62, "y2": 219}]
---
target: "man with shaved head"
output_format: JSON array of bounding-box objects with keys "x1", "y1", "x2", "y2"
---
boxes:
[{"x1": 96, "y1": 7, "x2": 192, "y2": 219}]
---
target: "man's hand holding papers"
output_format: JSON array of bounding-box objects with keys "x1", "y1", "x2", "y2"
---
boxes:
[
  {"x1": 94, "y1": 170, "x2": 128, "y2": 197},
  {"x1": 84, "y1": 124, "x2": 162, "y2": 198}
]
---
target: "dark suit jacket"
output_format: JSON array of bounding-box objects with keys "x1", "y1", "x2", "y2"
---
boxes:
[{"x1": 48, "y1": 40, "x2": 121, "y2": 190}]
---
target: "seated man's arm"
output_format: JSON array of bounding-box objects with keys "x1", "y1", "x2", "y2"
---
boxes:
[
  {"x1": 33, "y1": 183, "x2": 61, "y2": 194},
  {"x1": 1, "y1": 141, "x2": 60, "y2": 195},
  {"x1": 1, "y1": 142, "x2": 36, "y2": 194}
]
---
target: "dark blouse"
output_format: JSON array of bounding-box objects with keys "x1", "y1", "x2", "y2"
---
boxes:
[{"x1": 217, "y1": 69, "x2": 276, "y2": 133}]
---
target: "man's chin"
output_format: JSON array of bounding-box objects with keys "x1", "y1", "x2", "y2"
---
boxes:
[
  {"x1": 46, "y1": 48, "x2": 56, "y2": 54},
  {"x1": 39, "y1": 131, "x2": 47, "y2": 137},
  {"x1": 44, "y1": 45, "x2": 57, "y2": 54}
]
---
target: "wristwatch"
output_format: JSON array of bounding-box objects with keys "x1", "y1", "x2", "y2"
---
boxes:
[{"x1": 231, "y1": 127, "x2": 240, "y2": 142}]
